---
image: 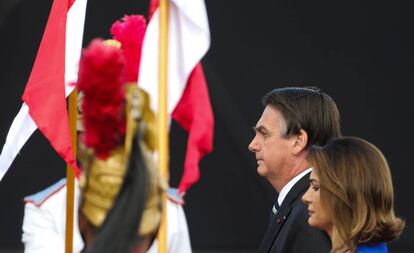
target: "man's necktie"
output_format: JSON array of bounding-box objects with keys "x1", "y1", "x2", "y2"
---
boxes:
[
  {"x1": 272, "y1": 202, "x2": 279, "y2": 215},
  {"x1": 268, "y1": 200, "x2": 280, "y2": 224}
]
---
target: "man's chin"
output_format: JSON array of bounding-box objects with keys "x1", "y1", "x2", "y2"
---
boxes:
[{"x1": 257, "y1": 166, "x2": 267, "y2": 177}]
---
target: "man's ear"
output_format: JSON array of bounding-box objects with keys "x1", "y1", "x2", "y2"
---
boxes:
[{"x1": 291, "y1": 129, "x2": 308, "y2": 155}]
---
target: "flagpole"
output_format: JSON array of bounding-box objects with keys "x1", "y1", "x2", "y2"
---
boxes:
[
  {"x1": 65, "y1": 90, "x2": 78, "y2": 253},
  {"x1": 157, "y1": 0, "x2": 169, "y2": 252}
]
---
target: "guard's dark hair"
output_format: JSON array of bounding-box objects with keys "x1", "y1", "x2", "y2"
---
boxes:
[
  {"x1": 82, "y1": 132, "x2": 148, "y2": 253},
  {"x1": 262, "y1": 86, "x2": 341, "y2": 147}
]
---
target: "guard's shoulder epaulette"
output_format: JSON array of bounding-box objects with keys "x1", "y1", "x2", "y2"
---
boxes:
[
  {"x1": 167, "y1": 188, "x2": 185, "y2": 206},
  {"x1": 24, "y1": 178, "x2": 67, "y2": 207}
]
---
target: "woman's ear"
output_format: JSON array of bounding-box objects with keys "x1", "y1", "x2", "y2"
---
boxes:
[{"x1": 291, "y1": 129, "x2": 308, "y2": 155}]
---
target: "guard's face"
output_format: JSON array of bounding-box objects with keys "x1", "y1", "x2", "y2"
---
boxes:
[
  {"x1": 248, "y1": 106, "x2": 291, "y2": 182},
  {"x1": 302, "y1": 170, "x2": 333, "y2": 233}
]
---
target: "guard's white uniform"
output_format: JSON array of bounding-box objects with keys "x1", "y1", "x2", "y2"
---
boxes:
[
  {"x1": 21, "y1": 179, "x2": 192, "y2": 253},
  {"x1": 22, "y1": 179, "x2": 84, "y2": 253}
]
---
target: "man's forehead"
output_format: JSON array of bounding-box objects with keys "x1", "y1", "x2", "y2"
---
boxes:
[
  {"x1": 257, "y1": 106, "x2": 283, "y2": 127},
  {"x1": 263, "y1": 105, "x2": 283, "y2": 118}
]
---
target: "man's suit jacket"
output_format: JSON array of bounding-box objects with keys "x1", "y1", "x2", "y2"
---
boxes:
[{"x1": 258, "y1": 172, "x2": 331, "y2": 253}]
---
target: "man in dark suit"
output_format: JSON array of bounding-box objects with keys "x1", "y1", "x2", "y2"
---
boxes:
[{"x1": 249, "y1": 87, "x2": 341, "y2": 253}]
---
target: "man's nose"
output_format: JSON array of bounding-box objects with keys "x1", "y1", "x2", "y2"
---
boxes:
[{"x1": 248, "y1": 137, "x2": 259, "y2": 152}]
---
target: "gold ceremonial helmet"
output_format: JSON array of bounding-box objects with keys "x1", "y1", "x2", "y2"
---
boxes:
[{"x1": 77, "y1": 39, "x2": 163, "y2": 237}]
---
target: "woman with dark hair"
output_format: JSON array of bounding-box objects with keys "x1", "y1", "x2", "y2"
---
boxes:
[{"x1": 302, "y1": 136, "x2": 404, "y2": 253}]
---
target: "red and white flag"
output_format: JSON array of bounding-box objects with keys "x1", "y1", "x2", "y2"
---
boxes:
[
  {"x1": 0, "y1": 0, "x2": 87, "y2": 181},
  {"x1": 139, "y1": 0, "x2": 214, "y2": 195}
]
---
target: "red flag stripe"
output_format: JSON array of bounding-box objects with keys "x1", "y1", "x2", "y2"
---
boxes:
[
  {"x1": 69, "y1": 0, "x2": 75, "y2": 8},
  {"x1": 172, "y1": 64, "x2": 214, "y2": 193},
  {"x1": 22, "y1": 0, "x2": 79, "y2": 174},
  {"x1": 148, "y1": 0, "x2": 158, "y2": 20}
]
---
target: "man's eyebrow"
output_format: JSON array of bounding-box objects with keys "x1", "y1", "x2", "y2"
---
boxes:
[{"x1": 253, "y1": 125, "x2": 268, "y2": 133}]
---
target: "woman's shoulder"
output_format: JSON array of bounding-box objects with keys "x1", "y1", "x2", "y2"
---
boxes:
[{"x1": 356, "y1": 242, "x2": 387, "y2": 253}]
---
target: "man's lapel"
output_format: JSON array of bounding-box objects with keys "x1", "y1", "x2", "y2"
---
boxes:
[
  {"x1": 258, "y1": 172, "x2": 311, "y2": 253},
  {"x1": 258, "y1": 202, "x2": 292, "y2": 252}
]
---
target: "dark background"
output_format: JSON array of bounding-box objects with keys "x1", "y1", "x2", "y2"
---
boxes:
[{"x1": 0, "y1": 0, "x2": 412, "y2": 252}]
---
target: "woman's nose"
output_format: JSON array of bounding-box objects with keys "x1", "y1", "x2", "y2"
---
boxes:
[{"x1": 302, "y1": 187, "x2": 312, "y2": 204}]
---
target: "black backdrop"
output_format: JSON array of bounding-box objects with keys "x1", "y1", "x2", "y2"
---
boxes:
[{"x1": 0, "y1": 0, "x2": 412, "y2": 251}]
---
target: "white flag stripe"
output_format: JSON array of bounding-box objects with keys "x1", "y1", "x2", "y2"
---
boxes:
[
  {"x1": 0, "y1": 0, "x2": 88, "y2": 181},
  {"x1": 138, "y1": 0, "x2": 210, "y2": 113},
  {"x1": 65, "y1": 0, "x2": 88, "y2": 95},
  {"x1": 0, "y1": 104, "x2": 36, "y2": 180}
]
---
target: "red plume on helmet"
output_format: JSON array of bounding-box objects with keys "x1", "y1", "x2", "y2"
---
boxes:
[{"x1": 76, "y1": 15, "x2": 147, "y2": 159}]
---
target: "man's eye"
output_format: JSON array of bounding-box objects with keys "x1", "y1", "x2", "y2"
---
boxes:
[{"x1": 261, "y1": 132, "x2": 270, "y2": 138}]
